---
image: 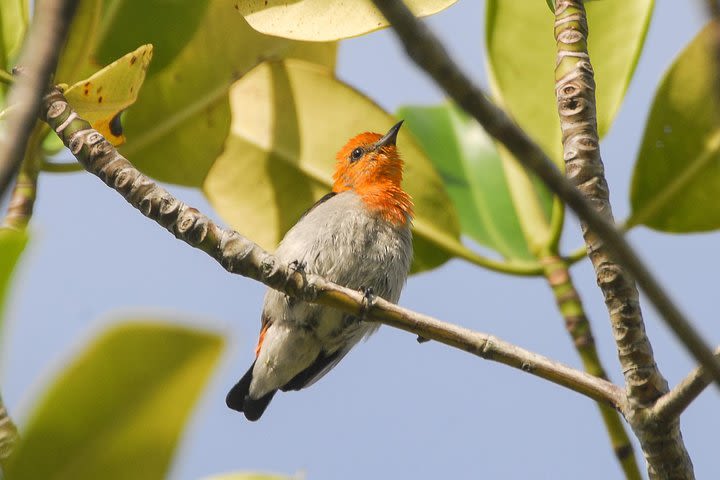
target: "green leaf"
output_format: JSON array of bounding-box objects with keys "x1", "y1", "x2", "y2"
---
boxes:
[
  {"x1": 236, "y1": 0, "x2": 457, "y2": 41},
  {"x1": 94, "y1": 0, "x2": 210, "y2": 75},
  {"x1": 116, "y1": 0, "x2": 336, "y2": 186},
  {"x1": 629, "y1": 23, "x2": 720, "y2": 232},
  {"x1": 54, "y1": 0, "x2": 102, "y2": 84},
  {"x1": 64, "y1": 44, "x2": 153, "y2": 146},
  {"x1": 486, "y1": 0, "x2": 653, "y2": 163},
  {"x1": 0, "y1": 0, "x2": 28, "y2": 70},
  {"x1": 486, "y1": 0, "x2": 652, "y2": 253},
  {"x1": 203, "y1": 59, "x2": 464, "y2": 273},
  {"x1": 0, "y1": 228, "x2": 28, "y2": 340},
  {"x1": 398, "y1": 103, "x2": 535, "y2": 261},
  {"x1": 6, "y1": 321, "x2": 224, "y2": 480}
]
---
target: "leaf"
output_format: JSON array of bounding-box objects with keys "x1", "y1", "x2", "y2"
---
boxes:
[
  {"x1": 0, "y1": 0, "x2": 28, "y2": 70},
  {"x1": 235, "y1": 0, "x2": 457, "y2": 41},
  {"x1": 203, "y1": 59, "x2": 463, "y2": 273},
  {"x1": 0, "y1": 228, "x2": 28, "y2": 341},
  {"x1": 115, "y1": 0, "x2": 336, "y2": 187},
  {"x1": 6, "y1": 321, "x2": 224, "y2": 480},
  {"x1": 629, "y1": 23, "x2": 720, "y2": 232},
  {"x1": 486, "y1": 0, "x2": 652, "y2": 253},
  {"x1": 64, "y1": 44, "x2": 153, "y2": 145},
  {"x1": 398, "y1": 103, "x2": 535, "y2": 261},
  {"x1": 486, "y1": 0, "x2": 653, "y2": 163},
  {"x1": 93, "y1": 0, "x2": 210, "y2": 75},
  {"x1": 54, "y1": 0, "x2": 102, "y2": 84}
]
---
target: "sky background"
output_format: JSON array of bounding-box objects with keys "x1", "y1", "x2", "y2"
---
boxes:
[{"x1": 3, "y1": 1, "x2": 719, "y2": 479}]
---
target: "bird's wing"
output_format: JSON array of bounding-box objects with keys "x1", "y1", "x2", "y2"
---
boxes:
[
  {"x1": 297, "y1": 191, "x2": 337, "y2": 221},
  {"x1": 279, "y1": 345, "x2": 350, "y2": 391}
]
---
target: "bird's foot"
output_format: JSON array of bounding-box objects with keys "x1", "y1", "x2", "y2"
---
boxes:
[{"x1": 359, "y1": 286, "x2": 375, "y2": 320}]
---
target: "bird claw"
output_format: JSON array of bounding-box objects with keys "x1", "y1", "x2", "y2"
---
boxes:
[
  {"x1": 359, "y1": 286, "x2": 375, "y2": 319},
  {"x1": 416, "y1": 335, "x2": 430, "y2": 343}
]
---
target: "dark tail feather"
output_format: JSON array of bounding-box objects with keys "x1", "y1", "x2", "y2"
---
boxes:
[{"x1": 226, "y1": 361, "x2": 277, "y2": 421}]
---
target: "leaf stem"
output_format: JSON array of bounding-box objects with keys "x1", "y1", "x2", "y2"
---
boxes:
[
  {"x1": 39, "y1": 159, "x2": 84, "y2": 173},
  {"x1": 0, "y1": 69, "x2": 14, "y2": 86},
  {"x1": 541, "y1": 254, "x2": 641, "y2": 480}
]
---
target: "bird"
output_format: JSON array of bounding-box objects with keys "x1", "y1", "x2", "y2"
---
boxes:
[{"x1": 226, "y1": 121, "x2": 414, "y2": 421}]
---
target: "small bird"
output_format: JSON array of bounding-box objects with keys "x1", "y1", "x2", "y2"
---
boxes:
[{"x1": 226, "y1": 121, "x2": 414, "y2": 421}]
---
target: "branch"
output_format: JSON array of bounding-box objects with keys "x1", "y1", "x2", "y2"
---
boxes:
[
  {"x1": 0, "y1": 0, "x2": 77, "y2": 199},
  {"x1": 367, "y1": 0, "x2": 720, "y2": 388},
  {"x1": 39, "y1": 86, "x2": 625, "y2": 411},
  {"x1": 651, "y1": 347, "x2": 720, "y2": 422},
  {"x1": 553, "y1": 2, "x2": 692, "y2": 478},
  {"x1": 542, "y1": 255, "x2": 641, "y2": 480}
]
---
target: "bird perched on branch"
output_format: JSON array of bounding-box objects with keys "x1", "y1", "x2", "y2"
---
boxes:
[{"x1": 226, "y1": 121, "x2": 414, "y2": 421}]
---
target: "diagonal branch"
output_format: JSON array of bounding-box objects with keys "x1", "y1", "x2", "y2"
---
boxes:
[
  {"x1": 39, "y1": 86, "x2": 625, "y2": 411},
  {"x1": 368, "y1": 0, "x2": 720, "y2": 389},
  {"x1": 651, "y1": 347, "x2": 720, "y2": 422},
  {"x1": 0, "y1": 0, "x2": 77, "y2": 199}
]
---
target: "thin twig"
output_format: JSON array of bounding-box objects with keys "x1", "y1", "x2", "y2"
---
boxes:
[
  {"x1": 0, "y1": 0, "x2": 77, "y2": 199},
  {"x1": 651, "y1": 347, "x2": 720, "y2": 422},
  {"x1": 368, "y1": 0, "x2": 720, "y2": 390},
  {"x1": 39, "y1": 86, "x2": 626, "y2": 411}
]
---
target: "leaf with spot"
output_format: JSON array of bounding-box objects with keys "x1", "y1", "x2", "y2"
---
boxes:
[
  {"x1": 6, "y1": 321, "x2": 224, "y2": 480},
  {"x1": 235, "y1": 0, "x2": 456, "y2": 41},
  {"x1": 64, "y1": 44, "x2": 153, "y2": 146},
  {"x1": 629, "y1": 22, "x2": 720, "y2": 232}
]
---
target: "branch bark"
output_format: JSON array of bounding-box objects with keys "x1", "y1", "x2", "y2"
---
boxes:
[
  {"x1": 368, "y1": 0, "x2": 720, "y2": 389},
  {"x1": 0, "y1": 0, "x2": 77, "y2": 199},
  {"x1": 39, "y1": 86, "x2": 626, "y2": 411},
  {"x1": 542, "y1": 255, "x2": 641, "y2": 480},
  {"x1": 651, "y1": 347, "x2": 720, "y2": 422},
  {"x1": 553, "y1": 2, "x2": 692, "y2": 478}
]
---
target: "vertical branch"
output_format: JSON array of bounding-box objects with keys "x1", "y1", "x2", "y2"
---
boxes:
[
  {"x1": 553, "y1": 1, "x2": 693, "y2": 478},
  {"x1": 542, "y1": 255, "x2": 641, "y2": 480}
]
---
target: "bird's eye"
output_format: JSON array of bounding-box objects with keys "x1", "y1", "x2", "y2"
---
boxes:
[{"x1": 350, "y1": 147, "x2": 364, "y2": 161}]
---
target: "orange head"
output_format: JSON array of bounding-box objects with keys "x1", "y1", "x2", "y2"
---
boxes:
[{"x1": 332, "y1": 121, "x2": 414, "y2": 226}]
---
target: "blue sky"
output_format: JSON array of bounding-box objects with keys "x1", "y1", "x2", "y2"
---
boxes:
[{"x1": 3, "y1": 1, "x2": 719, "y2": 479}]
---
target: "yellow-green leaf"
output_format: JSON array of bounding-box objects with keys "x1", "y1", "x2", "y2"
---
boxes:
[
  {"x1": 6, "y1": 321, "x2": 224, "y2": 480},
  {"x1": 0, "y1": 228, "x2": 28, "y2": 341},
  {"x1": 0, "y1": 0, "x2": 28, "y2": 70},
  {"x1": 117, "y1": 0, "x2": 336, "y2": 186},
  {"x1": 236, "y1": 0, "x2": 457, "y2": 41},
  {"x1": 64, "y1": 44, "x2": 153, "y2": 145},
  {"x1": 204, "y1": 59, "x2": 463, "y2": 273},
  {"x1": 629, "y1": 23, "x2": 720, "y2": 232}
]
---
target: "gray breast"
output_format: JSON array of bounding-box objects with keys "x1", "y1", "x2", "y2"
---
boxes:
[{"x1": 275, "y1": 191, "x2": 413, "y2": 303}]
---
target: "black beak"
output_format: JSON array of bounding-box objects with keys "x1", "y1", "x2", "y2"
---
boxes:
[{"x1": 375, "y1": 120, "x2": 404, "y2": 149}]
